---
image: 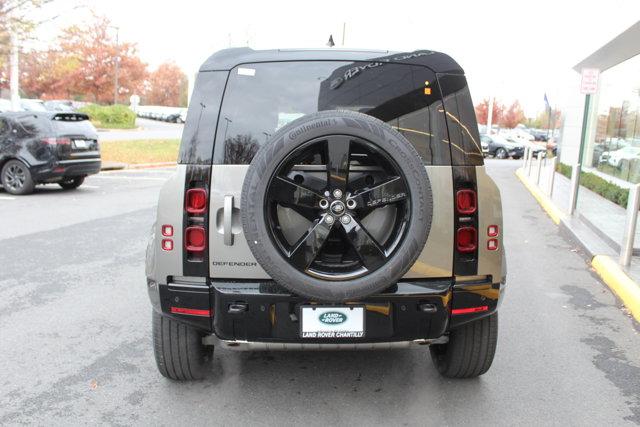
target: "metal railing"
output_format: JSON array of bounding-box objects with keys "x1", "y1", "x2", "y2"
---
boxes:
[{"x1": 521, "y1": 148, "x2": 639, "y2": 267}]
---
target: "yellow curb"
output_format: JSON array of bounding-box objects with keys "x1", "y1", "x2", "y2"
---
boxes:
[
  {"x1": 515, "y1": 168, "x2": 566, "y2": 225},
  {"x1": 515, "y1": 168, "x2": 640, "y2": 323},
  {"x1": 592, "y1": 255, "x2": 640, "y2": 323}
]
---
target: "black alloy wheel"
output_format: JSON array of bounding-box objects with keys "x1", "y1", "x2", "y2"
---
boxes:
[
  {"x1": 495, "y1": 148, "x2": 508, "y2": 159},
  {"x1": 265, "y1": 135, "x2": 410, "y2": 281},
  {"x1": 1, "y1": 160, "x2": 35, "y2": 195},
  {"x1": 242, "y1": 110, "x2": 433, "y2": 302}
]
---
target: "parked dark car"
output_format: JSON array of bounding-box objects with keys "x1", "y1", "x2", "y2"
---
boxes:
[
  {"x1": 528, "y1": 129, "x2": 549, "y2": 142},
  {"x1": 481, "y1": 134, "x2": 524, "y2": 159},
  {"x1": 0, "y1": 112, "x2": 101, "y2": 195},
  {"x1": 164, "y1": 112, "x2": 184, "y2": 123}
]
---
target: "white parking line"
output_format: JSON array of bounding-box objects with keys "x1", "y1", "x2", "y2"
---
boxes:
[
  {"x1": 0, "y1": 196, "x2": 15, "y2": 200},
  {"x1": 81, "y1": 185, "x2": 100, "y2": 189}
]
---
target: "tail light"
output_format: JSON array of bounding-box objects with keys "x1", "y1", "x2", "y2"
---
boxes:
[
  {"x1": 487, "y1": 224, "x2": 499, "y2": 251},
  {"x1": 487, "y1": 239, "x2": 499, "y2": 251},
  {"x1": 186, "y1": 188, "x2": 207, "y2": 214},
  {"x1": 42, "y1": 137, "x2": 71, "y2": 146},
  {"x1": 161, "y1": 225, "x2": 173, "y2": 237},
  {"x1": 456, "y1": 189, "x2": 477, "y2": 214},
  {"x1": 456, "y1": 227, "x2": 477, "y2": 253},
  {"x1": 161, "y1": 239, "x2": 174, "y2": 251},
  {"x1": 185, "y1": 226, "x2": 206, "y2": 252}
]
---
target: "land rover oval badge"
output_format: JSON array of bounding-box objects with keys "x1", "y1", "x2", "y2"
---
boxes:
[{"x1": 319, "y1": 311, "x2": 347, "y2": 325}]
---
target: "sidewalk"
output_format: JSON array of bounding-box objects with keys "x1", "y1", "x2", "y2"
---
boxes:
[{"x1": 516, "y1": 166, "x2": 640, "y2": 323}]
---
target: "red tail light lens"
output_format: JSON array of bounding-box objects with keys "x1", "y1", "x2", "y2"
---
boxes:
[
  {"x1": 456, "y1": 227, "x2": 477, "y2": 253},
  {"x1": 487, "y1": 238, "x2": 499, "y2": 251},
  {"x1": 185, "y1": 226, "x2": 206, "y2": 252},
  {"x1": 186, "y1": 188, "x2": 207, "y2": 214},
  {"x1": 161, "y1": 225, "x2": 173, "y2": 237},
  {"x1": 487, "y1": 225, "x2": 499, "y2": 237},
  {"x1": 452, "y1": 305, "x2": 488, "y2": 315},
  {"x1": 42, "y1": 137, "x2": 71, "y2": 146},
  {"x1": 456, "y1": 190, "x2": 477, "y2": 214},
  {"x1": 161, "y1": 239, "x2": 173, "y2": 251}
]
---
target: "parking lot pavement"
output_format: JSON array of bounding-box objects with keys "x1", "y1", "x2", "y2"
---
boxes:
[{"x1": 1, "y1": 160, "x2": 639, "y2": 425}]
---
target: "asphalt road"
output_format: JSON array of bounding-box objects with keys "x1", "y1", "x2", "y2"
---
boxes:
[
  {"x1": 98, "y1": 118, "x2": 183, "y2": 141},
  {"x1": 1, "y1": 160, "x2": 639, "y2": 426}
]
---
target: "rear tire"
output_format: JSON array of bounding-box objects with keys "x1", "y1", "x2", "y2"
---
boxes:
[
  {"x1": 430, "y1": 313, "x2": 498, "y2": 378},
  {"x1": 1, "y1": 159, "x2": 35, "y2": 195},
  {"x1": 495, "y1": 148, "x2": 508, "y2": 159},
  {"x1": 152, "y1": 310, "x2": 213, "y2": 381},
  {"x1": 58, "y1": 176, "x2": 85, "y2": 190}
]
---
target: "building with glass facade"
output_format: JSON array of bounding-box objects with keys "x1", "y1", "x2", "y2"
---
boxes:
[{"x1": 559, "y1": 21, "x2": 640, "y2": 185}]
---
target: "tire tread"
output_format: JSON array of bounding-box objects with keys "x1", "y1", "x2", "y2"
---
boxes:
[
  {"x1": 430, "y1": 313, "x2": 498, "y2": 378},
  {"x1": 151, "y1": 311, "x2": 211, "y2": 381}
]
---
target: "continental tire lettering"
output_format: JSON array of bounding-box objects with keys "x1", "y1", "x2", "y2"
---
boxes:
[{"x1": 288, "y1": 119, "x2": 337, "y2": 140}]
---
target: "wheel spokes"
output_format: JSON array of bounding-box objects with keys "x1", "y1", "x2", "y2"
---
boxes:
[
  {"x1": 326, "y1": 136, "x2": 351, "y2": 191},
  {"x1": 269, "y1": 176, "x2": 324, "y2": 209},
  {"x1": 288, "y1": 217, "x2": 334, "y2": 270},
  {"x1": 349, "y1": 176, "x2": 408, "y2": 209},
  {"x1": 340, "y1": 217, "x2": 387, "y2": 271}
]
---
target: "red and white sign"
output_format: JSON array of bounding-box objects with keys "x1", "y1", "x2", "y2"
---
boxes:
[{"x1": 580, "y1": 68, "x2": 599, "y2": 94}]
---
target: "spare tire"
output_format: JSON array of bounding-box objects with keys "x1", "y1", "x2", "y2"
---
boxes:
[{"x1": 241, "y1": 110, "x2": 432, "y2": 302}]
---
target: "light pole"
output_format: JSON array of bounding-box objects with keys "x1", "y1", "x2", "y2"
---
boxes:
[
  {"x1": 10, "y1": 32, "x2": 19, "y2": 111},
  {"x1": 110, "y1": 26, "x2": 120, "y2": 105},
  {"x1": 486, "y1": 95, "x2": 494, "y2": 135}
]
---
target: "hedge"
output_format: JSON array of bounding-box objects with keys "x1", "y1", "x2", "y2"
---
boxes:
[
  {"x1": 79, "y1": 104, "x2": 136, "y2": 129},
  {"x1": 557, "y1": 163, "x2": 629, "y2": 208}
]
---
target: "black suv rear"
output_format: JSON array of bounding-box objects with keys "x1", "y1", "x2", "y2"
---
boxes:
[{"x1": 0, "y1": 112, "x2": 100, "y2": 195}]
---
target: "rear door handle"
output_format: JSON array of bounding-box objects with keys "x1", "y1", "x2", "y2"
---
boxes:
[{"x1": 224, "y1": 195, "x2": 234, "y2": 246}]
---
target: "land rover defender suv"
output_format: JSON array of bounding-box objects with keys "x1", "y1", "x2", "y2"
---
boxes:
[{"x1": 146, "y1": 48, "x2": 505, "y2": 381}]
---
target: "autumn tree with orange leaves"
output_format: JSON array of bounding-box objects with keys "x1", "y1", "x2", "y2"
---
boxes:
[
  {"x1": 501, "y1": 100, "x2": 526, "y2": 129},
  {"x1": 475, "y1": 99, "x2": 525, "y2": 129},
  {"x1": 19, "y1": 15, "x2": 148, "y2": 103},
  {"x1": 474, "y1": 98, "x2": 504, "y2": 126},
  {"x1": 145, "y1": 62, "x2": 188, "y2": 106}
]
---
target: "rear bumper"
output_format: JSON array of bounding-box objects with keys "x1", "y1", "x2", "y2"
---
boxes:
[
  {"x1": 150, "y1": 277, "x2": 504, "y2": 344},
  {"x1": 34, "y1": 158, "x2": 101, "y2": 181}
]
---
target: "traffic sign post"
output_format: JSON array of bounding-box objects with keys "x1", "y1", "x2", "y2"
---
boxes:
[{"x1": 571, "y1": 68, "x2": 600, "y2": 215}]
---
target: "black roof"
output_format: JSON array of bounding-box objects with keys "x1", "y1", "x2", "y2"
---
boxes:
[{"x1": 199, "y1": 48, "x2": 464, "y2": 74}]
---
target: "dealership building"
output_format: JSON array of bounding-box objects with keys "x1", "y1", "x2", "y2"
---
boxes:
[{"x1": 560, "y1": 21, "x2": 640, "y2": 184}]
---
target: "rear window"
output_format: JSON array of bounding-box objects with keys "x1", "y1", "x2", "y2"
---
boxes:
[
  {"x1": 438, "y1": 74, "x2": 483, "y2": 166},
  {"x1": 212, "y1": 61, "x2": 451, "y2": 165},
  {"x1": 52, "y1": 119, "x2": 96, "y2": 137}
]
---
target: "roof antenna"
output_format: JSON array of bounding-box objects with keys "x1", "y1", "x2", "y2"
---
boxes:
[{"x1": 326, "y1": 35, "x2": 335, "y2": 48}]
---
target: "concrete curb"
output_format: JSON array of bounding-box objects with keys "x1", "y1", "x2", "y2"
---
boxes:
[
  {"x1": 515, "y1": 168, "x2": 565, "y2": 225},
  {"x1": 592, "y1": 255, "x2": 640, "y2": 322},
  {"x1": 516, "y1": 167, "x2": 640, "y2": 323},
  {"x1": 100, "y1": 161, "x2": 176, "y2": 171},
  {"x1": 127, "y1": 162, "x2": 176, "y2": 169}
]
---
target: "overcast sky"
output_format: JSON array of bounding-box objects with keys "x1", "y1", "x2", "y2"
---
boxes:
[{"x1": 32, "y1": 0, "x2": 640, "y2": 116}]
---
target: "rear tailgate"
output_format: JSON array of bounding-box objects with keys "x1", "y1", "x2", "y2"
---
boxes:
[{"x1": 51, "y1": 113, "x2": 100, "y2": 160}]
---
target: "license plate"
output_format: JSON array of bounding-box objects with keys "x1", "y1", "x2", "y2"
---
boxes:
[
  {"x1": 300, "y1": 306, "x2": 364, "y2": 339},
  {"x1": 73, "y1": 139, "x2": 87, "y2": 148}
]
